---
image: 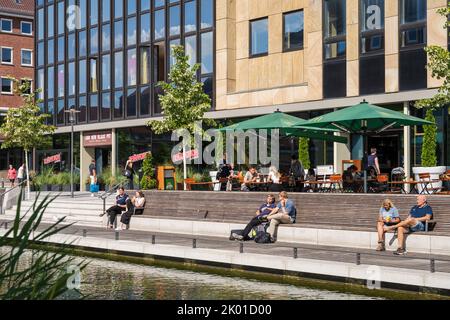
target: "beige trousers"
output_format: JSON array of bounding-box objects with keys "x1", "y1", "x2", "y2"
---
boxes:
[{"x1": 267, "y1": 213, "x2": 293, "y2": 240}]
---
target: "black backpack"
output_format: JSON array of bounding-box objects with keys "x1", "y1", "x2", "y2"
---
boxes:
[{"x1": 254, "y1": 231, "x2": 273, "y2": 244}]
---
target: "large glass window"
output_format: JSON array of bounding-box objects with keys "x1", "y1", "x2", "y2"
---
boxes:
[
  {"x1": 170, "y1": 5, "x2": 181, "y2": 36},
  {"x1": 1, "y1": 47, "x2": 13, "y2": 64},
  {"x1": 114, "y1": 90, "x2": 124, "y2": 118},
  {"x1": 80, "y1": 0, "x2": 87, "y2": 28},
  {"x1": 140, "y1": 86, "x2": 150, "y2": 116},
  {"x1": 185, "y1": 35, "x2": 197, "y2": 67},
  {"x1": 155, "y1": 9, "x2": 165, "y2": 40},
  {"x1": 90, "y1": 27, "x2": 99, "y2": 54},
  {"x1": 57, "y1": 64, "x2": 65, "y2": 97},
  {"x1": 79, "y1": 59, "x2": 87, "y2": 94},
  {"x1": 201, "y1": 32, "x2": 213, "y2": 73},
  {"x1": 38, "y1": 9, "x2": 44, "y2": 40},
  {"x1": 1, "y1": 78, "x2": 13, "y2": 94},
  {"x1": 250, "y1": 18, "x2": 268, "y2": 57},
  {"x1": 21, "y1": 21, "x2": 33, "y2": 35},
  {"x1": 141, "y1": 0, "x2": 151, "y2": 12},
  {"x1": 185, "y1": 0, "x2": 197, "y2": 33},
  {"x1": 90, "y1": 94, "x2": 98, "y2": 121},
  {"x1": 283, "y1": 11, "x2": 304, "y2": 51},
  {"x1": 78, "y1": 95, "x2": 87, "y2": 122},
  {"x1": 0, "y1": 19, "x2": 12, "y2": 32},
  {"x1": 57, "y1": 99, "x2": 65, "y2": 125},
  {"x1": 47, "y1": 66, "x2": 54, "y2": 99},
  {"x1": 127, "y1": 88, "x2": 137, "y2": 117},
  {"x1": 58, "y1": 36, "x2": 65, "y2": 61},
  {"x1": 140, "y1": 47, "x2": 151, "y2": 84},
  {"x1": 127, "y1": 48, "x2": 137, "y2": 86},
  {"x1": 154, "y1": 42, "x2": 166, "y2": 82},
  {"x1": 21, "y1": 49, "x2": 32, "y2": 66},
  {"x1": 102, "y1": 92, "x2": 111, "y2": 120},
  {"x1": 79, "y1": 31, "x2": 87, "y2": 57},
  {"x1": 90, "y1": 58, "x2": 98, "y2": 92},
  {"x1": 114, "y1": 0, "x2": 123, "y2": 18},
  {"x1": 401, "y1": 0, "x2": 426, "y2": 24},
  {"x1": 37, "y1": 68, "x2": 45, "y2": 100},
  {"x1": 114, "y1": 51, "x2": 123, "y2": 88},
  {"x1": 127, "y1": 17, "x2": 137, "y2": 46},
  {"x1": 48, "y1": 39, "x2": 54, "y2": 64},
  {"x1": 102, "y1": 0, "x2": 110, "y2": 22},
  {"x1": 323, "y1": 0, "x2": 346, "y2": 98},
  {"x1": 114, "y1": 20, "x2": 124, "y2": 48},
  {"x1": 38, "y1": 42, "x2": 44, "y2": 66},
  {"x1": 128, "y1": 0, "x2": 137, "y2": 15},
  {"x1": 201, "y1": 0, "x2": 213, "y2": 29},
  {"x1": 47, "y1": 5, "x2": 54, "y2": 37},
  {"x1": 68, "y1": 62, "x2": 76, "y2": 96},
  {"x1": 141, "y1": 13, "x2": 151, "y2": 43},
  {"x1": 102, "y1": 24, "x2": 111, "y2": 51},
  {"x1": 68, "y1": 33, "x2": 76, "y2": 60},
  {"x1": 90, "y1": 0, "x2": 99, "y2": 25},
  {"x1": 58, "y1": 1, "x2": 65, "y2": 34},
  {"x1": 102, "y1": 54, "x2": 111, "y2": 90}
]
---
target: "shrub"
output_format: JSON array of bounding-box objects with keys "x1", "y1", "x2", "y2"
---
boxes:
[
  {"x1": 421, "y1": 109, "x2": 438, "y2": 167},
  {"x1": 298, "y1": 137, "x2": 311, "y2": 170},
  {"x1": 140, "y1": 153, "x2": 157, "y2": 190}
]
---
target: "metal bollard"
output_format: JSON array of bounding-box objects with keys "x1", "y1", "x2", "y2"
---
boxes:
[
  {"x1": 430, "y1": 259, "x2": 435, "y2": 273},
  {"x1": 115, "y1": 231, "x2": 119, "y2": 241},
  {"x1": 152, "y1": 235, "x2": 156, "y2": 244},
  {"x1": 356, "y1": 253, "x2": 361, "y2": 265},
  {"x1": 293, "y1": 248, "x2": 298, "y2": 259},
  {"x1": 239, "y1": 242, "x2": 244, "y2": 254},
  {"x1": 4, "y1": 222, "x2": 7, "y2": 230},
  {"x1": 83, "y1": 229, "x2": 87, "y2": 237},
  {"x1": 1, "y1": 178, "x2": 4, "y2": 188},
  {"x1": 193, "y1": 239, "x2": 197, "y2": 249}
]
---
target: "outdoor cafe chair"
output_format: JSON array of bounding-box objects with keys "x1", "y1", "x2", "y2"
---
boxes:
[
  {"x1": 418, "y1": 173, "x2": 441, "y2": 195},
  {"x1": 326, "y1": 174, "x2": 343, "y2": 193}
]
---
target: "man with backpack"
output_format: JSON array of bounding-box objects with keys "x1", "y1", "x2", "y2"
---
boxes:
[
  {"x1": 266, "y1": 191, "x2": 297, "y2": 242},
  {"x1": 231, "y1": 194, "x2": 276, "y2": 241}
]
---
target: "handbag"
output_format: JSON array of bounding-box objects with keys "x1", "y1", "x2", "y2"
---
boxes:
[
  {"x1": 90, "y1": 184, "x2": 99, "y2": 193},
  {"x1": 123, "y1": 169, "x2": 132, "y2": 178}
]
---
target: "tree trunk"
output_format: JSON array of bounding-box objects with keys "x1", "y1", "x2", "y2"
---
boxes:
[
  {"x1": 25, "y1": 149, "x2": 30, "y2": 200},
  {"x1": 183, "y1": 143, "x2": 187, "y2": 191}
]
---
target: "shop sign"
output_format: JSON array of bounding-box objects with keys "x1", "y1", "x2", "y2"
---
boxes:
[
  {"x1": 129, "y1": 151, "x2": 151, "y2": 163},
  {"x1": 84, "y1": 130, "x2": 112, "y2": 147},
  {"x1": 172, "y1": 149, "x2": 199, "y2": 163},
  {"x1": 44, "y1": 153, "x2": 61, "y2": 165}
]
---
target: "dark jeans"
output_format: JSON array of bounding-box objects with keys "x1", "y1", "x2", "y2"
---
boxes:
[
  {"x1": 242, "y1": 216, "x2": 265, "y2": 240},
  {"x1": 107, "y1": 205, "x2": 126, "y2": 226},
  {"x1": 128, "y1": 176, "x2": 134, "y2": 190}
]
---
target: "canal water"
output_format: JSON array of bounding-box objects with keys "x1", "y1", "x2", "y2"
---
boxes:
[{"x1": 61, "y1": 256, "x2": 381, "y2": 300}]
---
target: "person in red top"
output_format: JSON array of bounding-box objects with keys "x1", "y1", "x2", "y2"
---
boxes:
[{"x1": 7, "y1": 164, "x2": 17, "y2": 187}]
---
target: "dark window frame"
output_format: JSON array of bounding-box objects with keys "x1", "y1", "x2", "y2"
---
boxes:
[
  {"x1": 249, "y1": 17, "x2": 269, "y2": 58},
  {"x1": 282, "y1": 9, "x2": 305, "y2": 52}
]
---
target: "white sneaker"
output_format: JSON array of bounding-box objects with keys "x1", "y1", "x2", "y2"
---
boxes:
[
  {"x1": 115, "y1": 227, "x2": 121, "y2": 231},
  {"x1": 91, "y1": 193, "x2": 94, "y2": 197}
]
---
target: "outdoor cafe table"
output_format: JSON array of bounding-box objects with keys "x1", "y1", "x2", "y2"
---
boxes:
[{"x1": 389, "y1": 181, "x2": 421, "y2": 194}]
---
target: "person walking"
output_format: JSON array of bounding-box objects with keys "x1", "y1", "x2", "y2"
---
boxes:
[
  {"x1": 17, "y1": 164, "x2": 25, "y2": 185},
  {"x1": 7, "y1": 165, "x2": 17, "y2": 187},
  {"x1": 89, "y1": 159, "x2": 98, "y2": 197},
  {"x1": 124, "y1": 160, "x2": 135, "y2": 190},
  {"x1": 367, "y1": 147, "x2": 381, "y2": 175}
]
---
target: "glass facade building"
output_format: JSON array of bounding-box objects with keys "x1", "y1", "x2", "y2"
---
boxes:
[{"x1": 35, "y1": 0, "x2": 215, "y2": 127}]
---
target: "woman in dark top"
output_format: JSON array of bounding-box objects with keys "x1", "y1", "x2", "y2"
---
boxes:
[
  {"x1": 124, "y1": 160, "x2": 135, "y2": 190},
  {"x1": 101, "y1": 187, "x2": 129, "y2": 229},
  {"x1": 367, "y1": 148, "x2": 380, "y2": 175}
]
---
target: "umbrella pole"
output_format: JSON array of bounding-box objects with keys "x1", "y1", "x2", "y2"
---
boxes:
[{"x1": 363, "y1": 133, "x2": 369, "y2": 193}]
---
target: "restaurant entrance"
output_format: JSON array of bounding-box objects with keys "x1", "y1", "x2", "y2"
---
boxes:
[{"x1": 368, "y1": 131, "x2": 403, "y2": 174}]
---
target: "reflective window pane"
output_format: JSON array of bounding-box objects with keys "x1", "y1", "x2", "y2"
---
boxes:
[
  {"x1": 102, "y1": 92, "x2": 111, "y2": 120},
  {"x1": 154, "y1": 0, "x2": 164, "y2": 8},
  {"x1": 90, "y1": 0, "x2": 99, "y2": 25},
  {"x1": 185, "y1": 35, "x2": 197, "y2": 67},
  {"x1": 250, "y1": 19, "x2": 268, "y2": 56},
  {"x1": 37, "y1": 68, "x2": 45, "y2": 100},
  {"x1": 90, "y1": 27, "x2": 99, "y2": 54},
  {"x1": 102, "y1": 54, "x2": 111, "y2": 90},
  {"x1": 170, "y1": 5, "x2": 181, "y2": 36},
  {"x1": 80, "y1": 0, "x2": 87, "y2": 28},
  {"x1": 127, "y1": 48, "x2": 137, "y2": 86},
  {"x1": 58, "y1": 36, "x2": 65, "y2": 61},
  {"x1": 127, "y1": 88, "x2": 137, "y2": 117},
  {"x1": 68, "y1": 62, "x2": 76, "y2": 96},
  {"x1": 38, "y1": 42, "x2": 44, "y2": 66},
  {"x1": 201, "y1": 0, "x2": 213, "y2": 29},
  {"x1": 114, "y1": 0, "x2": 123, "y2": 18},
  {"x1": 127, "y1": 17, "x2": 137, "y2": 46},
  {"x1": 361, "y1": 0, "x2": 384, "y2": 31},
  {"x1": 102, "y1": 0, "x2": 110, "y2": 22},
  {"x1": 283, "y1": 11, "x2": 304, "y2": 50},
  {"x1": 325, "y1": 41, "x2": 346, "y2": 59},
  {"x1": 58, "y1": 1, "x2": 65, "y2": 34},
  {"x1": 48, "y1": 39, "x2": 54, "y2": 64},
  {"x1": 140, "y1": 47, "x2": 150, "y2": 84},
  {"x1": 140, "y1": 86, "x2": 150, "y2": 115},
  {"x1": 90, "y1": 94, "x2": 98, "y2": 121},
  {"x1": 114, "y1": 51, "x2": 123, "y2": 88},
  {"x1": 114, "y1": 90, "x2": 124, "y2": 118},
  {"x1": 47, "y1": 66, "x2": 54, "y2": 99},
  {"x1": 401, "y1": 0, "x2": 426, "y2": 24},
  {"x1": 38, "y1": 8, "x2": 44, "y2": 40},
  {"x1": 79, "y1": 30, "x2": 87, "y2": 56},
  {"x1": 102, "y1": 24, "x2": 111, "y2": 51},
  {"x1": 185, "y1": 0, "x2": 197, "y2": 33},
  {"x1": 79, "y1": 59, "x2": 87, "y2": 94},
  {"x1": 324, "y1": 0, "x2": 346, "y2": 38},
  {"x1": 169, "y1": 39, "x2": 180, "y2": 69},
  {"x1": 57, "y1": 99, "x2": 65, "y2": 124},
  {"x1": 78, "y1": 95, "x2": 87, "y2": 122},
  {"x1": 68, "y1": 33, "x2": 76, "y2": 60},
  {"x1": 90, "y1": 58, "x2": 98, "y2": 92},
  {"x1": 47, "y1": 5, "x2": 54, "y2": 37},
  {"x1": 57, "y1": 64, "x2": 65, "y2": 97},
  {"x1": 114, "y1": 20, "x2": 124, "y2": 48},
  {"x1": 127, "y1": 0, "x2": 137, "y2": 15},
  {"x1": 141, "y1": 13, "x2": 151, "y2": 42},
  {"x1": 154, "y1": 9, "x2": 165, "y2": 40},
  {"x1": 141, "y1": 0, "x2": 151, "y2": 11}
]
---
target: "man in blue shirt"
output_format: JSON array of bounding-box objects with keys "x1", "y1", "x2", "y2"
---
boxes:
[
  {"x1": 101, "y1": 187, "x2": 129, "y2": 229},
  {"x1": 266, "y1": 191, "x2": 297, "y2": 242},
  {"x1": 384, "y1": 195, "x2": 433, "y2": 255},
  {"x1": 232, "y1": 195, "x2": 276, "y2": 241}
]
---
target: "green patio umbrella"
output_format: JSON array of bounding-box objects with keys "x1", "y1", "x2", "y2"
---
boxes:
[
  {"x1": 298, "y1": 100, "x2": 434, "y2": 191},
  {"x1": 217, "y1": 110, "x2": 347, "y2": 144}
]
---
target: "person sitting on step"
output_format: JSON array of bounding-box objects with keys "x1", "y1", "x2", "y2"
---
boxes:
[
  {"x1": 376, "y1": 199, "x2": 401, "y2": 251},
  {"x1": 266, "y1": 191, "x2": 297, "y2": 242},
  {"x1": 232, "y1": 194, "x2": 276, "y2": 241},
  {"x1": 100, "y1": 187, "x2": 129, "y2": 229},
  {"x1": 117, "y1": 191, "x2": 146, "y2": 231},
  {"x1": 383, "y1": 195, "x2": 433, "y2": 256}
]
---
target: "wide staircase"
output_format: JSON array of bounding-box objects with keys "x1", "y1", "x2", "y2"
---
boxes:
[{"x1": 140, "y1": 191, "x2": 450, "y2": 235}]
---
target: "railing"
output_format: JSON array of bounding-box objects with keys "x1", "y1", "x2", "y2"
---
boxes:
[
  {"x1": 0, "y1": 180, "x2": 28, "y2": 215},
  {"x1": 97, "y1": 182, "x2": 127, "y2": 228}
]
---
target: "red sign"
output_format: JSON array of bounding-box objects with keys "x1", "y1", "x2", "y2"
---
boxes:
[
  {"x1": 83, "y1": 130, "x2": 112, "y2": 147},
  {"x1": 172, "y1": 149, "x2": 199, "y2": 163},
  {"x1": 44, "y1": 153, "x2": 61, "y2": 165},
  {"x1": 129, "y1": 152, "x2": 151, "y2": 163}
]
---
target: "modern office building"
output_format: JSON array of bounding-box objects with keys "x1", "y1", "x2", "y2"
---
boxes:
[
  {"x1": 0, "y1": 0, "x2": 34, "y2": 176},
  {"x1": 34, "y1": 0, "x2": 449, "y2": 188}
]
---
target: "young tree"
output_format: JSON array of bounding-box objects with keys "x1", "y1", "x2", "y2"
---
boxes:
[
  {"x1": 415, "y1": 5, "x2": 449, "y2": 166},
  {"x1": 147, "y1": 45, "x2": 214, "y2": 190},
  {"x1": 0, "y1": 78, "x2": 56, "y2": 199},
  {"x1": 298, "y1": 137, "x2": 311, "y2": 170}
]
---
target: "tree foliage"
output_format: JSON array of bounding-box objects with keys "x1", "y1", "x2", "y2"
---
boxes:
[
  {"x1": 0, "y1": 78, "x2": 56, "y2": 152},
  {"x1": 147, "y1": 45, "x2": 214, "y2": 135},
  {"x1": 298, "y1": 137, "x2": 311, "y2": 170},
  {"x1": 421, "y1": 109, "x2": 438, "y2": 167},
  {"x1": 140, "y1": 153, "x2": 157, "y2": 190}
]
